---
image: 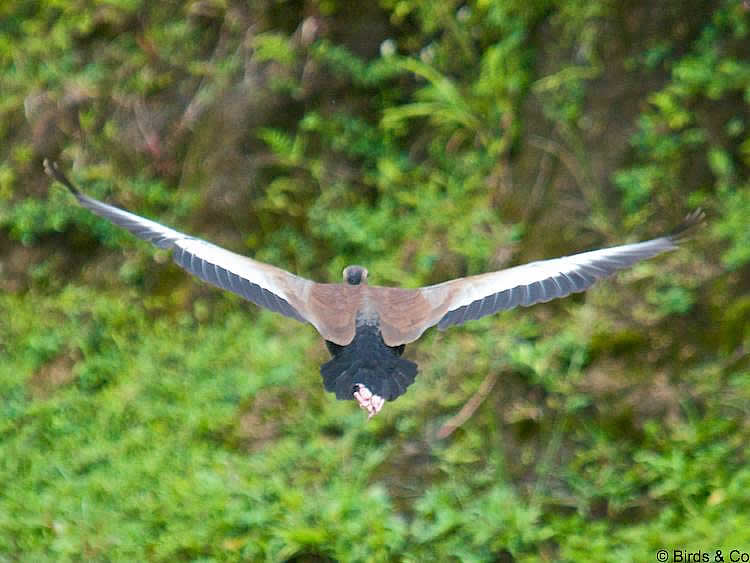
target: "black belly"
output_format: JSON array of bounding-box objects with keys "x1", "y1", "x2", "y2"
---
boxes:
[{"x1": 320, "y1": 323, "x2": 418, "y2": 401}]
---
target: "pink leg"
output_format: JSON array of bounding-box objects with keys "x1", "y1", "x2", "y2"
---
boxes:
[{"x1": 353, "y1": 384, "x2": 385, "y2": 419}]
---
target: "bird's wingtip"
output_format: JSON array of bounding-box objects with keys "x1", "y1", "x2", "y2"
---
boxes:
[
  {"x1": 43, "y1": 159, "x2": 80, "y2": 195},
  {"x1": 669, "y1": 208, "x2": 706, "y2": 243}
]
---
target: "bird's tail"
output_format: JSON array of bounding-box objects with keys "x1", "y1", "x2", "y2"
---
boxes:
[{"x1": 320, "y1": 349, "x2": 418, "y2": 402}]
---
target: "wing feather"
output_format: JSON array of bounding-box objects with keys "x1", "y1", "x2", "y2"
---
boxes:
[
  {"x1": 45, "y1": 160, "x2": 312, "y2": 324},
  {"x1": 419, "y1": 211, "x2": 704, "y2": 331}
]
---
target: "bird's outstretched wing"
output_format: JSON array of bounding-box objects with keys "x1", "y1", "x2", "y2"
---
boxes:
[
  {"x1": 395, "y1": 211, "x2": 704, "y2": 338},
  {"x1": 45, "y1": 160, "x2": 314, "y2": 324}
]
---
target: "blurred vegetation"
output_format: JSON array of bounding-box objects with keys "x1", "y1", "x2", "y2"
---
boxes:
[{"x1": 1, "y1": 0, "x2": 748, "y2": 560}]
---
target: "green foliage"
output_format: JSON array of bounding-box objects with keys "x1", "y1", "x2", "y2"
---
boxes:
[
  {"x1": 1, "y1": 0, "x2": 748, "y2": 560},
  {"x1": 613, "y1": 1, "x2": 750, "y2": 269}
]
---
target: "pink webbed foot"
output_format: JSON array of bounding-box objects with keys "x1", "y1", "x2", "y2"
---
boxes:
[{"x1": 352, "y1": 384, "x2": 385, "y2": 419}]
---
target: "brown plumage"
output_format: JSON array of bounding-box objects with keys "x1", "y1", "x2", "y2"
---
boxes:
[{"x1": 45, "y1": 160, "x2": 704, "y2": 417}]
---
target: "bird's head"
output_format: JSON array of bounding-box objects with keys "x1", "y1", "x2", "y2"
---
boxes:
[{"x1": 343, "y1": 265, "x2": 368, "y2": 286}]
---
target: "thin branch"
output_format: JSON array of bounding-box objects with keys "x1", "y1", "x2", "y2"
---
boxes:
[{"x1": 436, "y1": 371, "x2": 498, "y2": 439}]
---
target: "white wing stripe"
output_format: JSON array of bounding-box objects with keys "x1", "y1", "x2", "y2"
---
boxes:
[
  {"x1": 490, "y1": 291, "x2": 500, "y2": 311},
  {"x1": 544, "y1": 276, "x2": 562, "y2": 300},
  {"x1": 200, "y1": 256, "x2": 210, "y2": 282},
  {"x1": 77, "y1": 194, "x2": 183, "y2": 248},
  {"x1": 581, "y1": 262, "x2": 608, "y2": 276},
  {"x1": 217, "y1": 264, "x2": 231, "y2": 288},
  {"x1": 467, "y1": 297, "x2": 483, "y2": 321},
  {"x1": 496, "y1": 288, "x2": 511, "y2": 309},
  {"x1": 432, "y1": 231, "x2": 688, "y2": 330},
  {"x1": 526, "y1": 281, "x2": 541, "y2": 305},
  {"x1": 560, "y1": 270, "x2": 582, "y2": 292},
  {"x1": 68, "y1": 191, "x2": 309, "y2": 323}
]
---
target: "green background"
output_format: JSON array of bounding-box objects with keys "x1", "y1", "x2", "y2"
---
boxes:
[{"x1": 1, "y1": 0, "x2": 748, "y2": 560}]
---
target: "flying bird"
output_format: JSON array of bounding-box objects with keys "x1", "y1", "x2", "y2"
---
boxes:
[{"x1": 45, "y1": 160, "x2": 703, "y2": 418}]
